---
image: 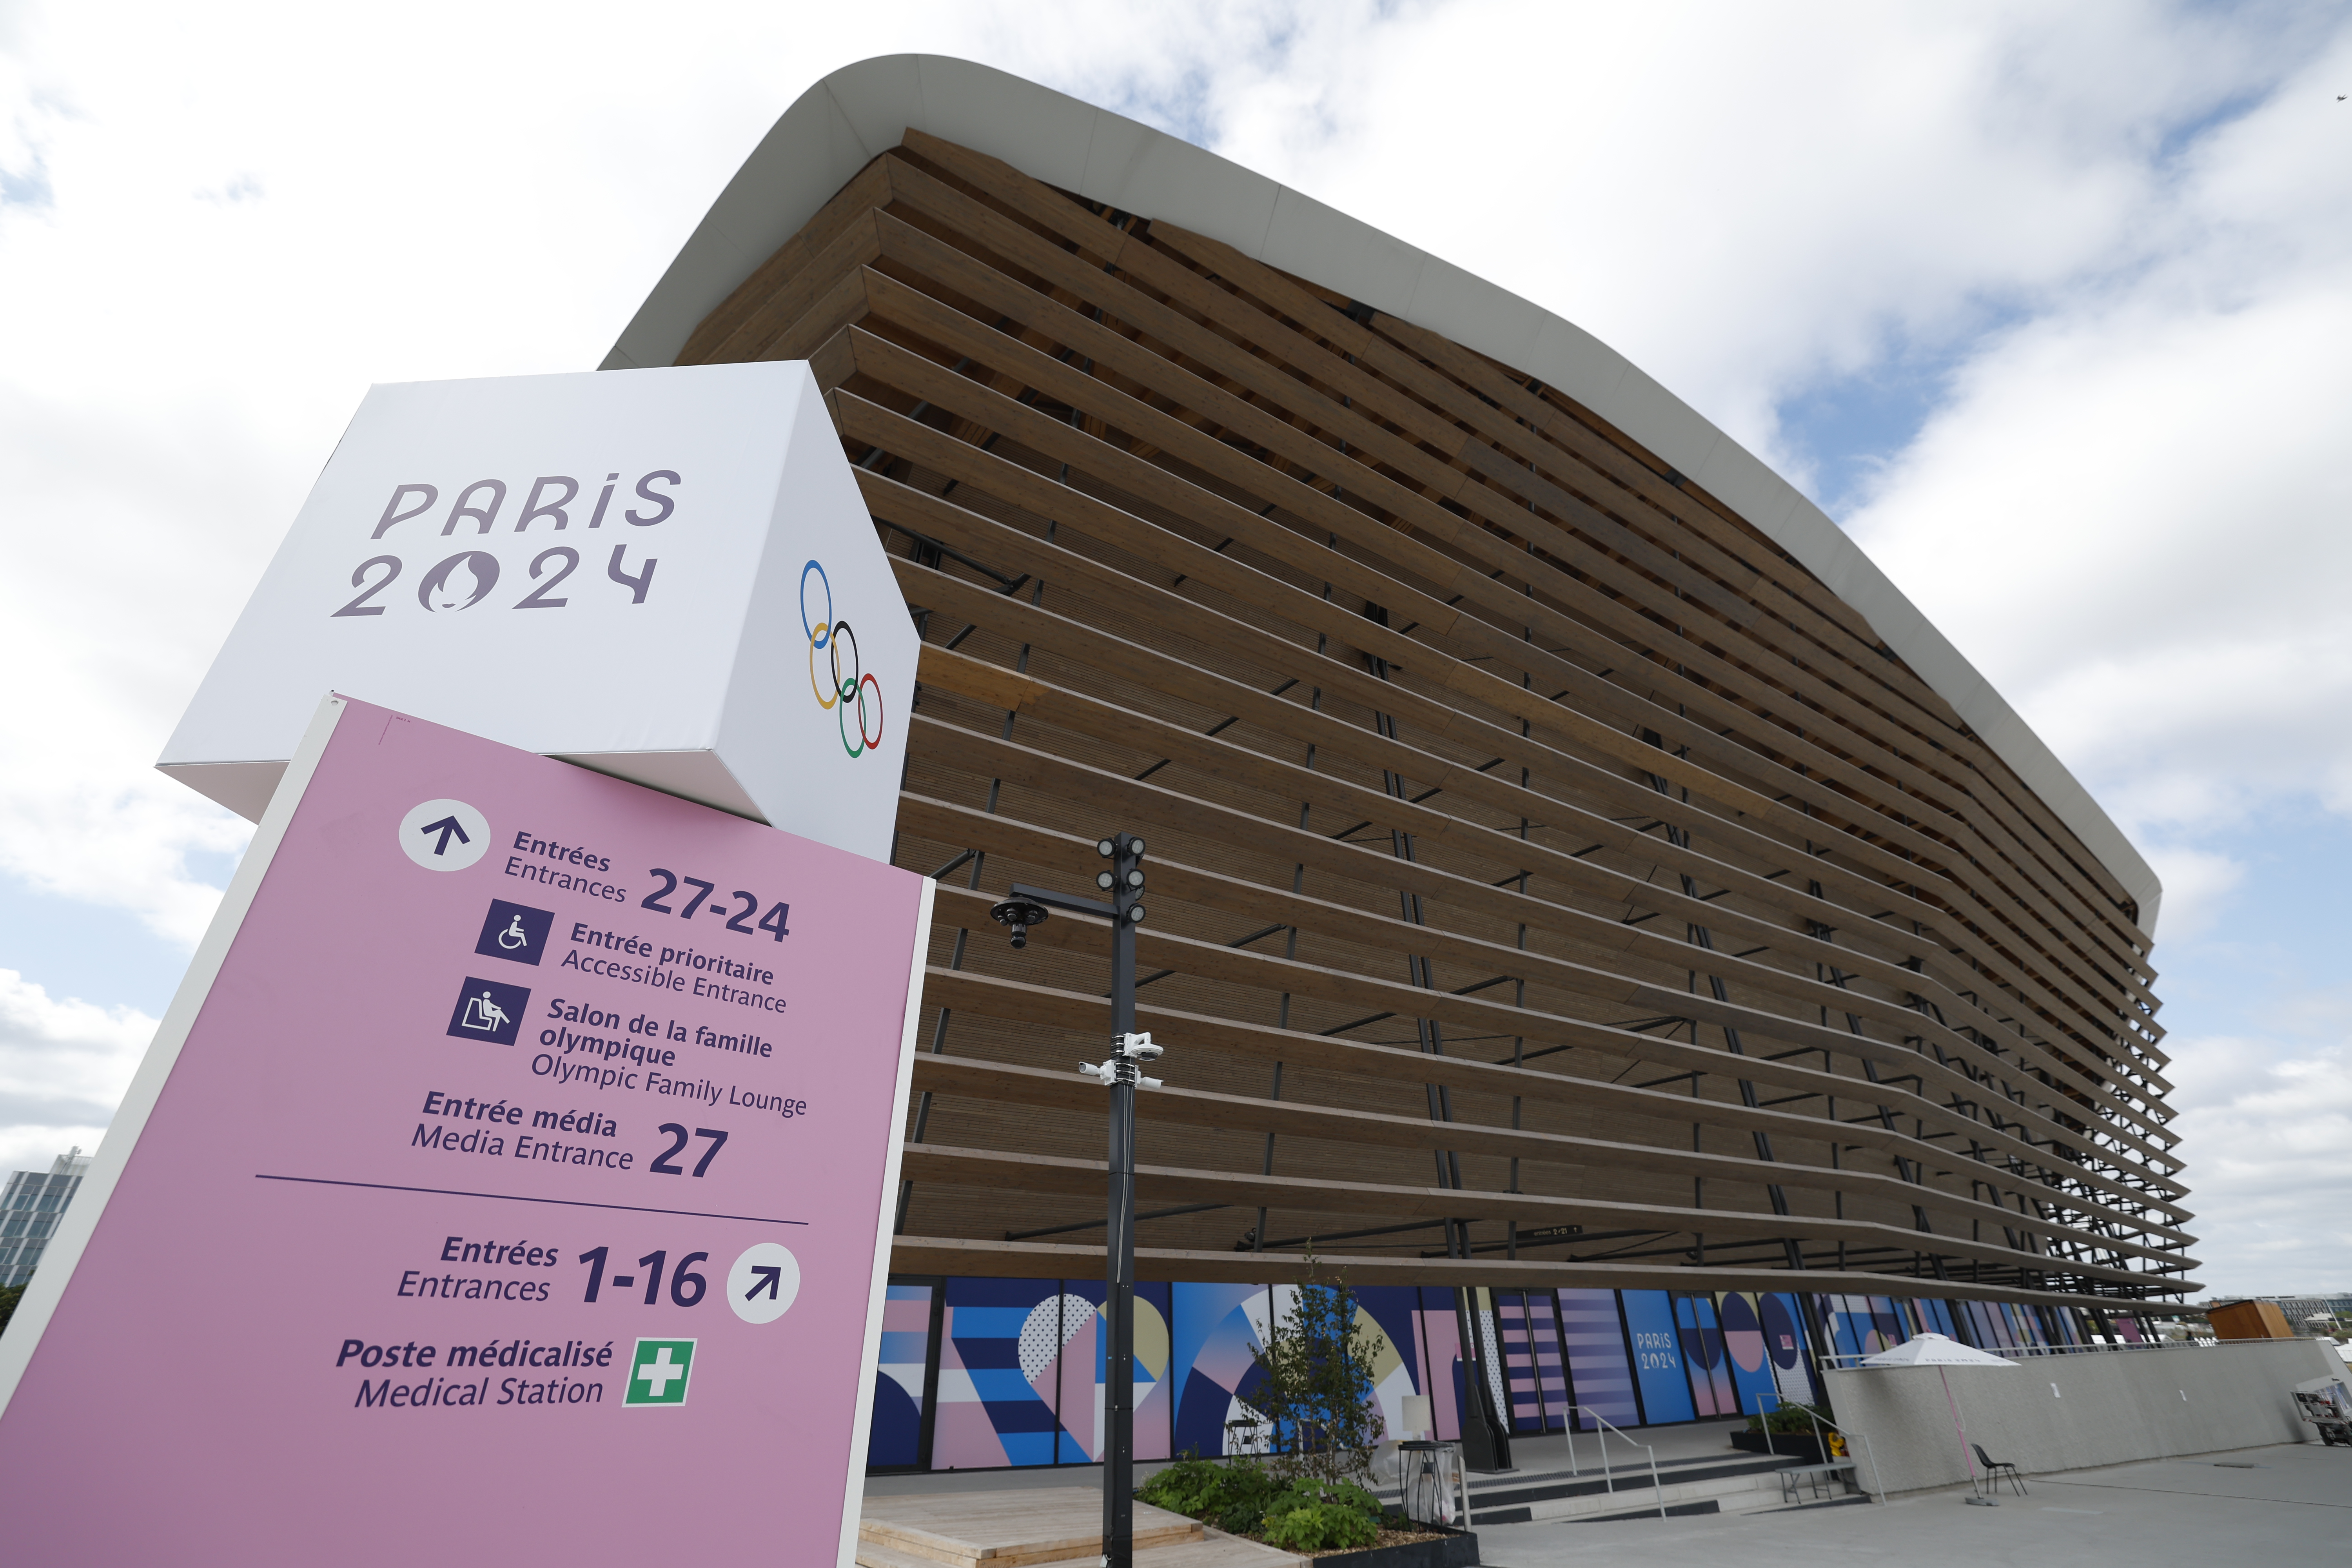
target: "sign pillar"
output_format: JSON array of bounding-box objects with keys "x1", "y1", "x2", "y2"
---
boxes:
[{"x1": 0, "y1": 695, "x2": 933, "y2": 1565}]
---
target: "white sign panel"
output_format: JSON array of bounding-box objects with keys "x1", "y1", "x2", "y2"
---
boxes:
[{"x1": 160, "y1": 362, "x2": 914, "y2": 863}]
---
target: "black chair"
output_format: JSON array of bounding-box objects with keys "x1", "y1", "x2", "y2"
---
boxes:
[{"x1": 1973, "y1": 1443, "x2": 2027, "y2": 1496}]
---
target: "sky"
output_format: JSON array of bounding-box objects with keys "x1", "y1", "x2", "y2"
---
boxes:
[{"x1": 2, "y1": 0, "x2": 2347, "y2": 1298}]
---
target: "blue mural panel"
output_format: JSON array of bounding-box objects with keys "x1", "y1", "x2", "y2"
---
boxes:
[
  {"x1": 1757, "y1": 1292, "x2": 1815, "y2": 1405},
  {"x1": 876, "y1": 1277, "x2": 2095, "y2": 1470},
  {"x1": 1622, "y1": 1291, "x2": 1695, "y2": 1425},
  {"x1": 1135, "y1": 1281, "x2": 1174, "y2": 1461},
  {"x1": 1558, "y1": 1289, "x2": 1639, "y2": 1431},
  {"x1": 1495, "y1": 1290, "x2": 1566, "y2": 1432},
  {"x1": 1412, "y1": 1288, "x2": 1464, "y2": 1441},
  {"x1": 1675, "y1": 1294, "x2": 1735, "y2": 1416},
  {"x1": 1716, "y1": 1292, "x2": 1777, "y2": 1415},
  {"x1": 1351, "y1": 1285, "x2": 1423, "y2": 1441},
  {"x1": 868, "y1": 1283, "x2": 936, "y2": 1468},
  {"x1": 936, "y1": 1277, "x2": 1063, "y2": 1468},
  {"x1": 1170, "y1": 1283, "x2": 1269, "y2": 1458}
]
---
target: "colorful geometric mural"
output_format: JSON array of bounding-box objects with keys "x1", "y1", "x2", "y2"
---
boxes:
[
  {"x1": 873, "y1": 1279, "x2": 2097, "y2": 1471},
  {"x1": 1494, "y1": 1289, "x2": 1570, "y2": 1432},
  {"x1": 1557, "y1": 1289, "x2": 1639, "y2": 1431},
  {"x1": 869, "y1": 1282, "x2": 935, "y2": 1468}
]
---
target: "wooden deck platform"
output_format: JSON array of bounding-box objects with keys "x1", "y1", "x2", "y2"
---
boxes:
[{"x1": 857, "y1": 1488, "x2": 1297, "y2": 1568}]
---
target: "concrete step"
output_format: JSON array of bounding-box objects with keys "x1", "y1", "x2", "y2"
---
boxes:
[
  {"x1": 1750, "y1": 1494, "x2": 1873, "y2": 1516},
  {"x1": 1438, "y1": 1453, "x2": 1793, "y2": 1511},
  {"x1": 1582, "y1": 1499, "x2": 1722, "y2": 1523},
  {"x1": 1374, "y1": 1448, "x2": 1802, "y2": 1526},
  {"x1": 1459, "y1": 1457, "x2": 1856, "y2": 1526}
]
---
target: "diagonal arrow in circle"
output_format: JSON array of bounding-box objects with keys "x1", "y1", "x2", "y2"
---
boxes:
[{"x1": 744, "y1": 1265, "x2": 782, "y2": 1302}]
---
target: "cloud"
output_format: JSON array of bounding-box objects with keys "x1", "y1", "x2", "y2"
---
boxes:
[
  {"x1": 1842, "y1": 23, "x2": 2352, "y2": 839},
  {"x1": 3, "y1": 0, "x2": 2348, "y2": 1295},
  {"x1": 1196, "y1": 1, "x2": 2320, "y2": 470},
  {"x1": 0, "y1": 968, "x2": 151, "y2": 1172},
  {"x1": 2167, "y1": 1031, "x2": 2352, "y2": 1295},
  {"x1": 0, "y1": 0, "x2": 1371, "y2": 952}
]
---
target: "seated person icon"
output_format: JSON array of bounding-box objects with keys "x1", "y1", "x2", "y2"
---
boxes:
[
  {"x1": 459, "y1": 990, "x2": 510, "y2": 1034},
  {"x1": 446, "y1": 977, "x2": 529, "y2": 1045}
]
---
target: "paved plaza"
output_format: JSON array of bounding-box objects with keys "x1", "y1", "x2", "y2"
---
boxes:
[{"x1": 1481, "y1": 1442, "x2": 2352, "y2": 1566}]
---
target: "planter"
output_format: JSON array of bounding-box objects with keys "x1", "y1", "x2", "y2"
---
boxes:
[
  {"x1": 1729, "y1": 1430, "x2": 1837, "y2": 1465},
  {"x1": 1311, "y1": 1525, "x2": 1477, "y2": 1568}
]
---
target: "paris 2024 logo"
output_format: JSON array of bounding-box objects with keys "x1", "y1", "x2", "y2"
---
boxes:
[{"x1": 802, "y1": 560, "x2": 885, "y2": 758}]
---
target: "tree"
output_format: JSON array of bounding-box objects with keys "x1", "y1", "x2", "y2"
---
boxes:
[
  {"x1": 1250, "y1": 1256, "x2": 1387, "y2": 1486},
  {"x1": 0, "y1": 1283, "x2": 23, "y2": 1336}
]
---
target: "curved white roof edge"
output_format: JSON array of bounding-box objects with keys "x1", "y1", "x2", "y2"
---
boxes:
[{"x1": 603, "y1": 53, "x2": 2161, "y2": 936}]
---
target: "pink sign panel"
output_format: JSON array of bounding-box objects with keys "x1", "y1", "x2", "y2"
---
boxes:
[{"x1": 0, "y1": 697, "x2": 931, "y2": 1564}]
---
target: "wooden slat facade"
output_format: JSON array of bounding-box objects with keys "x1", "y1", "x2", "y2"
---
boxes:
[{"x1": 669, "y1": 130, "x2": 2189, "y2": 1312}]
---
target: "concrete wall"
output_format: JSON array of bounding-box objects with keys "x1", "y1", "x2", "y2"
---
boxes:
[{"x1": 1820, "y1": 1339, "x2": 2343, "y2": 1495}]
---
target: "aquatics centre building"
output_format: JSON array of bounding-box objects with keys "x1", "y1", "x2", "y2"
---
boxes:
[{"x1": 605, "y1": 56, "x2": 2190, "y2": 1470}]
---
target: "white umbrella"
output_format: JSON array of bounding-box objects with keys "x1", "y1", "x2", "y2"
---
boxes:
[{"x1": 1859, "y1": 1333, "x2": 2016, "y2": 1503}]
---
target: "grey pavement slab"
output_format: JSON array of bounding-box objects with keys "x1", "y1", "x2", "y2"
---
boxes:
[{"x1": 1475, "y1": 1442, "x2": 2352, "y2": 1566}]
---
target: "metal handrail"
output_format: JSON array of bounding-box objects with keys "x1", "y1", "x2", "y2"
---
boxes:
[
  {"x1": 1755, "y1": 1392, "x2": 1878, "y2": 1505},
  {"x1": 1560, "y1": 1404, "x2": 1665, "y2": 1520},
  {"x1": 1814, "y1": 1336, "x2": 2218, "y2": 1368}
]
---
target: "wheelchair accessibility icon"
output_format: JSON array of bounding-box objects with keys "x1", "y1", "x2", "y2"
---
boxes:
[
  {"x1": 446, "y1": 977, "x2": 529, "y2": 1045},
  {"x1": 474, "y1": 900, "x2": 552, "y2": 966}
]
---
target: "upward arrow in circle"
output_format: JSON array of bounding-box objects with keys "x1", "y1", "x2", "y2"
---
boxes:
[{"x1": 419, "y1": 816, "x2": 472, "y2": 857}]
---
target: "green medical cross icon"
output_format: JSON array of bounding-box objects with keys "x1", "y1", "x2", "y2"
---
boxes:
[{"x1": 625, "y1": 1339, "x2": 697, "y2": 1406}]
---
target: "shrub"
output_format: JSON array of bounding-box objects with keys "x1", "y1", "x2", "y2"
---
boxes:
[
  {"x1": 1251, "y1": 1256, "x2": 1389, "y2": 1487},
  {"x1": 1138, "y1": 1454, "x2": 1232, "y2": 1519},
  {"x1": 1746, "y1": 1401, "x2": 1836, "y2": 1435},
  {"x1": 1258, "y1": 1477, "x2": 1382, "y2": 1544},
  {"x1": 1138, "y1": 1452, "x2": 1280, "y2": 1533},
  {"x1": 1137, "y1": 1443, "x2": 1386, "y2": 1548},
  {"x1": 1260, "y1": 1503, "x2": 1379, "y2": 1553}
]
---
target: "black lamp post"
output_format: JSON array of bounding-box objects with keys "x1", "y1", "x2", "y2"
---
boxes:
[{"x1": 991, "y1": 832, "x2": 1158, "y2": 1568}]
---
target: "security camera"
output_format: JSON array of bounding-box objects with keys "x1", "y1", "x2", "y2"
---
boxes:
[{"x1": 989, "y1": 897, "x2": 1049, "y2": 950}]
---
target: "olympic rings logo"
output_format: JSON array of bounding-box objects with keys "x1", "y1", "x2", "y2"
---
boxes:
[{"x1": 802, "y1": 560, "x2": 886, "y2": 758}]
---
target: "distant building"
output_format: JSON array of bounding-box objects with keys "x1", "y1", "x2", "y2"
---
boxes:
[
  {"x1": 0, "y1": 1149, "x2": 94, "y2": 1288},
  {"x1": 2196, "y1": 1294, "x2": 2352, "y2": 1329}
]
